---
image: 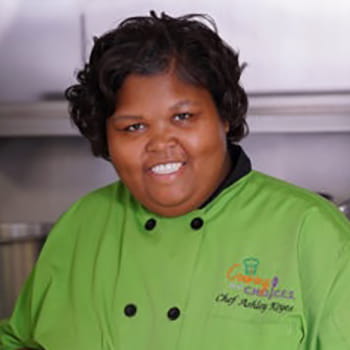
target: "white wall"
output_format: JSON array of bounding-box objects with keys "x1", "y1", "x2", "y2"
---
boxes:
[
  {"x1": 84, "y1": 0, "x2": 350, "y2": 92},
  {"x1": 1, "y1": 0, "x2": 349, "y2": 102}
]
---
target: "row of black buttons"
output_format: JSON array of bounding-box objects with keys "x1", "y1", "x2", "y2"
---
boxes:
[
  {"x1": 144, "y1": 217, "x2": 204, "y2": 231},
  {"x1": 124, "y1": 304, "x2": 181, "y2": 320}
]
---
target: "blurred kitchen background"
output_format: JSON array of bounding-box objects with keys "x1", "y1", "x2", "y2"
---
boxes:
[{"x1": 0, "y1": 0, "x2": 349, "y2": 318}]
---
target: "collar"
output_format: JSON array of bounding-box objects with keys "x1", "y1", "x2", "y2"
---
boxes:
[{"x1": 199, "y1": 143, "x2": 252, "y2": 208}]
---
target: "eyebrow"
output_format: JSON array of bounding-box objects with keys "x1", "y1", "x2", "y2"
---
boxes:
[
  {"x1": 110, "y1": 100, "x2": 200, "y2": 121},
  {"x1": 110, "y1": 115, "x2": 143, "y2": 122},
  {"x1": 169, "y1": 100, "x2": 199, "y2": 110}
]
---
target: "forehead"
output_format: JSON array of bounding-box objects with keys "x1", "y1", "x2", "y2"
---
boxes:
[{"x1": 115, "y1": 72, "x2": 213, "y2": 109}]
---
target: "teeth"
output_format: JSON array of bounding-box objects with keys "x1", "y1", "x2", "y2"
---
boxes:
[{"x1": 151, "y1": 162, "x2": 183, "y2": 175}]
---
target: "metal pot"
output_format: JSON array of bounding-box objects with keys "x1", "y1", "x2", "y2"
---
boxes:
[
  {"x1": 0, "y1": 222, "x2": 52, "y2": 319},
  {"x1": 338, "y1": 199, "x2": 350, "y2": 220}
]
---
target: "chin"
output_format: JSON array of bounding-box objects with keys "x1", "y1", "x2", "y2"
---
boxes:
[
  {"x1": 143, "y1": 195, "x2": 199, "y2": 217},
  {"x1": 149, "y1": 205, "x2": 193, "y2": 218}
]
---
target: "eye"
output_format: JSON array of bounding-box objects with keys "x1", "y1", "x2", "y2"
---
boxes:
[
  {"x1": 173, "y1": 113, "x2": 193, "y2": 121},
  {"x1": 124, "y1": 123, "x2": 146, "y2": 132}
]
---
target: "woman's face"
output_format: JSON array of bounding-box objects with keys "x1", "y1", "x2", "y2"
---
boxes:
[{"x1": 106, "y1": 72, "x2": 231, "y2": 217}]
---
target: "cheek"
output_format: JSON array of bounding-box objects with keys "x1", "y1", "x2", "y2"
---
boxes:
[
  {"x1": 108, "y1": 140, "x2": 142, "y2": 173},
  {"x1": 189, "y1": 125, "x2": 227, "y2": 155}
]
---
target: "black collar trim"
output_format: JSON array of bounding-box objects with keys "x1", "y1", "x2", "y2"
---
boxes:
[{"x1": 200, "y1": 144, "x2": 252, "y2": 208}]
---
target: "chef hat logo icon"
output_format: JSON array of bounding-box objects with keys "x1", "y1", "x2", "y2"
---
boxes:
[{"x1": 243, "y1": 257, "x2": 260, "y2": 275}]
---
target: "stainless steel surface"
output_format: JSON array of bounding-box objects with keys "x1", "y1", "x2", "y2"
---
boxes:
[
  {"x1": 0, "y1": 222, "x2": 52, "y2": 243},
  {"x1": 338, "y1": 199, "x2": 350, "y2": 220},
  {"x1": 0, "y1": 222, "x2": 52, "y2": 319}
]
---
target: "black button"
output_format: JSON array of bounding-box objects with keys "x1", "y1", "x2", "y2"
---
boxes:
[
  {"x1": 124, "y1": 304, "x2": 137, "y2": 317},
  {"x1": 145, "y1": 218, "x2": 156, "y2": 230},
  {"x1": 167, "y1": 307, "x2": 181, "y2": 320},
  {"x1": 190, "y1": 217, "x2": 204, "y2": 230}
]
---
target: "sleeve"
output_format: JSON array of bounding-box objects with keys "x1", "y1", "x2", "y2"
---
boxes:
[
  {"x1": 0, "y1": 200, "x2": 81, "y2": 350},
  {"x1": 0, "y1": 269, "x2": 46, "y2": 349},
  {"x1": 316, "y1": 243, "x2": 350, "y2": 348},
  {"x1": 298, "y1": 205, "x2": 350, "y2": 349}
]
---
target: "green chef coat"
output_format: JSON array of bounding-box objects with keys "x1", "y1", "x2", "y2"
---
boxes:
[{"x1": 1, "y1": 153, "x2": 350, "y2": 349}]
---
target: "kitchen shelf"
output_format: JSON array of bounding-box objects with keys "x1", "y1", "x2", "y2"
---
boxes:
[
  {"x1": 0, "y1": 93, "x2": 350, "y2": 136},
  {"x1": 248, "y1": 93, "x2": 350, "y2": 133},
  {"x1": 0, "y1": 102, "x2": 77, "y2": 137}
]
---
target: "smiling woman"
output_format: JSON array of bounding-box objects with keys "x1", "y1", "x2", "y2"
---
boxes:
[
  {"x1": 107, "y1": 72, "x2": 230, "y2": 216},
  {"x1": 1, "y1": 11, "x2": 350, "y2": 350}
]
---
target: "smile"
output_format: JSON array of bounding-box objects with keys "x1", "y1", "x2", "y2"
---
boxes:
[{"x1": 151, "y1": 162, "x2": 184, "y2": 175}]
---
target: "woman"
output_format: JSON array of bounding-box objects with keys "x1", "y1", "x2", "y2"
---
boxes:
[{"x1": 1, "y1": 11, "x2": 350, "y2": 350}]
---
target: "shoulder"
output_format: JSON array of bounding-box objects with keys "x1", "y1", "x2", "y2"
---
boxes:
[
  {"x1": 247, "y1": 172, "x2": 350, "y2": 274},
  {"x1": 54, "y1": 180, "x2": 132, "y2": 222},
  {"x1": 248, "y1": 170, "x2": 330, "y2": 208},
  {"x1": 246, "y1": 172, "x2": 350, "y2": 303},
  {"x1": 249, "y1": 171, "x2": 344, "y2": 213},
  {"x1": 37, "y1": 181, "x2": 129, "y2": 261},
  {"x1": 55, "y1": 180, "x2": 130, "y2": 227},
  {"x1": 68, "y1": 180, "x2": 126, "y2": 211},
  {"x1": 246, "y1": 170, "x2": 350, "y2": 244}
]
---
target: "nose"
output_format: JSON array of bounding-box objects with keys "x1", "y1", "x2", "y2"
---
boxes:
[{"x1": 145, "y1": 126, "x2": 178, "y2": 153}]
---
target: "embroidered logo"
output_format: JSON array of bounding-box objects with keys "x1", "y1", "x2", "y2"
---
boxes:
[
  {"x1": 215, "y1": 257, "x2": 296, "y2": 314},
  {"x1": 225, "y1": 257, "x2": 295, "y2": 300}
]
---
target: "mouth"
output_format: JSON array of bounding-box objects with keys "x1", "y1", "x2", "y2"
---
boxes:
[{"x1": 150, "y1": 162, "x2": 185, "y2": 175}]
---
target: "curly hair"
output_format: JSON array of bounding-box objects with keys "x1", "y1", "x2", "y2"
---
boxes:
[{"x1": 65, "y1": 11, "x2": 249, "y2": 160}]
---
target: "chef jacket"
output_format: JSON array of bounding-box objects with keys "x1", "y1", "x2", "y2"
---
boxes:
[{"x1": 1, "y1": 146, "x2": 350, "y2": 350}]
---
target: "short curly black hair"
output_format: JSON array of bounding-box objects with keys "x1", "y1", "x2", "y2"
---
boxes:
[{"x1": 65, "y1": 11, "x2": 249, "y2": 161}]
